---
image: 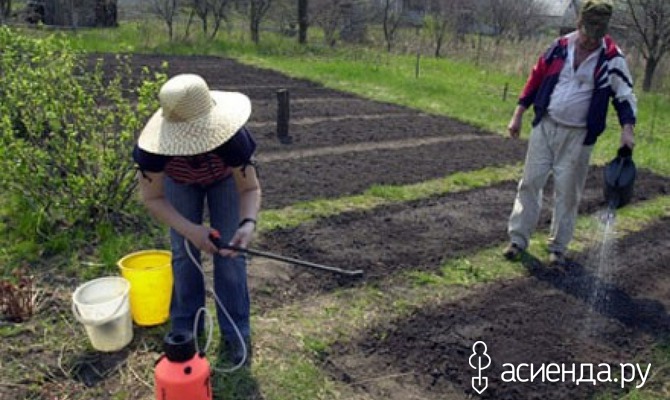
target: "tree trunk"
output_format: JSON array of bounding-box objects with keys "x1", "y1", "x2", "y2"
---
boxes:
[
  {"x1": 1, "y1": 0, "x2": 11, "y2": 19},
  {"x1": 298, "y1": 0, "x2": 308, "y2": 44},
  {"x1": 383, "y1": 0, "x2": 391, "y2": 52},
  {"x1": 201, "y1": 16, "x2": 208, "y2": 35},
  {"x1": 184, "y1": 8, "x2": 195, "y2": 39},
  {"x1": 642, "y1": 56, "x2": 658, "y2": 92},
  {"x1": 251, "y1": 19, "x2": 260, "y2": 43},
  {"x1": 434, "y1": 20, "x2": 447, "y2": 58},
  {"x1": 210, "y1": 17, "x2": 223, "y2": 40}
]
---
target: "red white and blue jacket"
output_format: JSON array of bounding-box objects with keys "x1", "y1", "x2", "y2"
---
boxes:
[{"x1": 519, "y1": 32, "x2": 637, "y2": 145}]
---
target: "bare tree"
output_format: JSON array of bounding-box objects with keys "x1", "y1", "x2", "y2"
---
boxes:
[
  {"x1": 381, "y1": 0, "x2": 403, "y2": 52},
  {"x1": 512, "y1": 0, "x2": 545, "y2": 40},
  {"x1": 425, "y1": 0, "x2": 471, "y2": 57},
  {"x1": 311, "y1": 0, "x2": 345, "y2": 46},
  {"x1": 210, "y1": 0, "x2": 231, "y2": 39},
  {"x1": 182, "y1": 0, "x2": 203, "y2": 39},
  {"x1": 0, "y1": 0, "x2": 11, "y2": 23},
  {"x1": 618, "y1": 0, "x2": 670, "y2": 91},
  {"x1": 151, "y1": 0, "x2": 179, "y2": 41},
  {"x1": 298, "y1": 0, "x2": 308, "y2": 43},
  {"x1": 478, "y1": 0, "x2": 522, "y2": 41},
  {"x1": 249, "y1": 0, "x2": 272, "y2": 43},
  {"x1": 193, "y1": 0, "x2": 209, "y2": 34}
]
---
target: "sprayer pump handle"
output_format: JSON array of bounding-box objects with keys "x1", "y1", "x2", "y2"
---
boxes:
[
  {"x1": 209, "y1": 230, "x2": 225, "y2": 249},
  {"x1": 209, "y1": 230, "x2": 240, "y2": 251}
]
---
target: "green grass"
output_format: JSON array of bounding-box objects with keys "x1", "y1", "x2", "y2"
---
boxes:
[{"x1": 241, "y1": 50, "x2": 523, "y2": 130}]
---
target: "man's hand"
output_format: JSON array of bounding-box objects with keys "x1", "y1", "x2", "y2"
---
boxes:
[
  {"x1": 508, "y1": 115, "x2": 522, "y2": 139},
  {"x1": 621, "y1": 124, "x2": 635, "y2": 149},
  {"x1": 507, "y1": 106, "x2": 526, "y2": 139}
]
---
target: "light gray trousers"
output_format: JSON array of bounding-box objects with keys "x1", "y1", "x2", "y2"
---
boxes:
[{"x1": 508, "y1": 116, "x2": 593, "y2": 254}]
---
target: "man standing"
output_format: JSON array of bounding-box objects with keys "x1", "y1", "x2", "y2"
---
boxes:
[{"x1": 502, "y1": 0, "x2": 636, "y2": 266}]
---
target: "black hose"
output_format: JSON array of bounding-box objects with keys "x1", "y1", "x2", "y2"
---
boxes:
[{"x1": 227, "y1": 245, "x2": 364, "y2": 276}]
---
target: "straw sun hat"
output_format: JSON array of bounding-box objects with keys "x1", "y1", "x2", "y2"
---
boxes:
[{"x1": 138, "y1": 74, "x2": 251, "y2": 156}]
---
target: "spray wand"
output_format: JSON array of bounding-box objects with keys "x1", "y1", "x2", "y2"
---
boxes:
[{"x1": 208, "y1": 231, "x2": 364, "y2": 277}]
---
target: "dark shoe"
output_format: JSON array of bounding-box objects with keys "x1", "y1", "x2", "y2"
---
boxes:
[
  {"x1": 502, "y1": 243, "x2": 523, "y2": 260},
  {"x1": 217, "y1": 336, "x2": 252, "y2": 369},
  {"x1": 549, "y1": 251, "x2": 566, "y2": 266}
]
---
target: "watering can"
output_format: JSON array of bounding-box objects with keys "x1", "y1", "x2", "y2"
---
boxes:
[{"x1": 603, "y1": 146, "x2": 636, "y2": 210}]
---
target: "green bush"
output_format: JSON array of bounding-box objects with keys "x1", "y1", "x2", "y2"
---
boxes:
[{"x1": 0, "y1": 27, "x2": 167, "y2": 241}]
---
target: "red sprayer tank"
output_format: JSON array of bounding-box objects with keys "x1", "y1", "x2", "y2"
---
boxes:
[{"x1": 155, "y1": 330, "x2": 212, "y2": 400}]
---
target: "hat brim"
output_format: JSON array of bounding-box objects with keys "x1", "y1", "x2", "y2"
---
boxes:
[{"x1": 138, "y1": 91, "x2": 251, "y2": 156}]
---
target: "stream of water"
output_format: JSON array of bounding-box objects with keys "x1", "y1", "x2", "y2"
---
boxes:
[
  {"x1": 582, "y1": 209, "x2": 619, "y2": 336},
  {"x1": 590, "y1": 209, "x2": 618, "y2": 306}
]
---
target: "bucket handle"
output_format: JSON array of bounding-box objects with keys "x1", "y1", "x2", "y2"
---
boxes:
[{"x1": 72, "y1": 291, "x2": 129, "y2": 327}]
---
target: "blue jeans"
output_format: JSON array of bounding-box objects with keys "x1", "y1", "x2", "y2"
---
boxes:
[{"x1": 165, "y1": 175, "x2": 250, "y2": 340}]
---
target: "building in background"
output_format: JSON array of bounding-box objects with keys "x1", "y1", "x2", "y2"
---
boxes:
[
  {"x1": 535, "y1": 0, "x2": 580, "y2": 34},
  {"x1": 25, "y1": 0, "x2": 117, "y2": 27}
]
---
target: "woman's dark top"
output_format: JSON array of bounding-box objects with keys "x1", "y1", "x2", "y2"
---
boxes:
[{"x1": 133, "y1": 127, "x2": 256, "y2": 186}]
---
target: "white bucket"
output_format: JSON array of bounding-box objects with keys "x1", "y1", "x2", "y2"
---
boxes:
[{"x1": 72, "y1": 276, "x2": 133, "y2": 352}]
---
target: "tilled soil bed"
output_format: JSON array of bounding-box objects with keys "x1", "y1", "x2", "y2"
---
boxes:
[
  {"x1": 255, "y1": 168, "x2": 670, "y2": 308},
  {"x1": 324, "y1": 216, "x2": 670, "y2": 400}
]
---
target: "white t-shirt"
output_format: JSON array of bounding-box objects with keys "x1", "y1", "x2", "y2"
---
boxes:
[{"x1": 548, "y1": 32, "x2": 601, "y2": 128}]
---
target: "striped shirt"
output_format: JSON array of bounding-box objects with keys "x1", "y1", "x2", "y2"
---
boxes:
[
  {"x1": 164, "y1": 152, "x2": 232, "y2": 186},
  {"x1": 133, "y1": 127, "x2": 256, "y2": 186}
]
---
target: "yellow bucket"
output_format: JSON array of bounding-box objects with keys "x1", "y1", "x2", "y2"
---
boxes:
[{"x1": 117, "y1": 250, "x2": 173, "y2": 326}]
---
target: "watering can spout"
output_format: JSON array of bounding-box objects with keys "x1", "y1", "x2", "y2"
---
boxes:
[
  {"x1": 607, "y1": 197, "x2": 619, "y2": 211},
  {"x1": 603, "y1": 146, "x2": 636, "y2": 210}
]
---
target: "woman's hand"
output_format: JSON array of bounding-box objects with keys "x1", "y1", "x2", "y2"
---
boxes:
[
  {"x1": 139, "y1": 171, "x2": 219, "y2": 255},
  {"x1": 187, "y1": 224, "x2": 219, "y2": 255},
  {"x1": 219, "y1": 221, "x2": 255, "y2": 257}
]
